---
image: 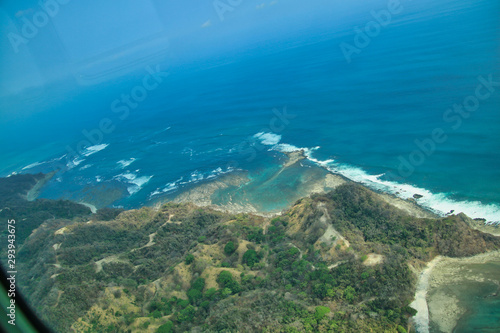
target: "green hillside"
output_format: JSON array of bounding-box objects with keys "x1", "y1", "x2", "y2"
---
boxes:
[{"x1": 3, "y1": 176, "x2": 499, "y2": 332}]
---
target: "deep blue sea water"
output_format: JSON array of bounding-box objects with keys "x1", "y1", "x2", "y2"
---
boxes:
[{"x1": 1, "y1": 0, "x2": 499, "y2": 222}]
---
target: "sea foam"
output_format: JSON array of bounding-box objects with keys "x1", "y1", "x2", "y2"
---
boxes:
[
  {"x1": 149, "y1": 166, "x2": 235, "y2": 199},
  {"x1": 21, "y1": 161, "x2": 46, "y2": 171},
  {"x1": 67, "y1": 157, "x2": 86, "y2": 169},
  {"x1": 254, "y1": 132, "x2": 282, "y2": 146},
  {"x1": 117, "y1": 158, "x2": 137, "y2": 169},
  {"x1": 82, "y1": 144, "x2": 109, "y2": 157},
  {"x1": 317, "y1": 153, "x2": 500, "y2": 223},
  {"x1": 65, "y1": 145, "x2": 108, "y2": 170},
  {"x1": 21, "y1": 154, "x2": 68, "y2": 171},
  {"x1": 149, "y1": 176, "x2": 184, "y2": 198},
  {"x1": 263, "y1": 134, "x2": 500, "y2": 224},
  {"x1": 114, "y1": 172, "x2": 153, "y2": 195}
]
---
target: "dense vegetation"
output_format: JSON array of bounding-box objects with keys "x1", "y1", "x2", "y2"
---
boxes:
[
  {"x1": 4, "y1": 175, "x2": 500, "y2": 332},
  {"x1": 0, "y1": 173, "x2": 92, "y2": 248}
]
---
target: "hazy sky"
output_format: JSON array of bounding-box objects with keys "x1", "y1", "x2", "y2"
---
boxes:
[{"x1": 0, "y1": 0, "x2": 439, "y2": 96}]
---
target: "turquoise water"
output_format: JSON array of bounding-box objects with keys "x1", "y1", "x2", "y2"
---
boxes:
[
  {"x1": 454, "y1": 284, "x2": 500, "y2": 332},
  {"x1": 453, "y1": 262, "x2": 500, "y2": 333},
  {"x1": 0, "y1": 0, "x2": 499, "y2": 222}
]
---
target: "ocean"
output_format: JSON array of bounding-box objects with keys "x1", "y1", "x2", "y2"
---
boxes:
[
  {"x1": 1, "y1": 0, "x2": 499, "y2": 224},
  {"x1": 452, "y1": 262, "x2": 500, "y2": 332}
]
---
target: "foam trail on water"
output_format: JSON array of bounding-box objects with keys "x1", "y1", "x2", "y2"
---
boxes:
[
  {"x1": 82, "y1": 144, "x2": 109, "y2": 157},
  {"x1": 65, "y1": 145, "x2": 109, "y2": 170},
  {"x1": 21, "y1": 161, "x2": 45, "y2": 170},
  {"x1": 117, "y1": 158, "x2": 137, "y2": 169},
  {"x1": 21, "y1": 154, "x2": 68, "y2": 171},
  {"x1": 149, "y1": 166, "x2": 236, "y2": 199},
  {"x1": 67, "y1": 157, "x2": 85, "y2": 170}
]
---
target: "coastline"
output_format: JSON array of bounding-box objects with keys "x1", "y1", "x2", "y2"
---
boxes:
[
  {"x1": 169, "y1": 171, "x2": 262, "y2": 215},
  {"x1": 459, "y1": 213, "x2": 500, "y2": 236},
  {"x1": 12, "y1": 140, "x2": 498, "y2": 224},
  {"x1": 377, "y1": 191, "x2": 438, "y2": 219},
  {"x1": 8, "y1": 151, "x2": 500, "y2": 333},
  {"x1": 410, "y1": 256, "x2": 442, "y2": 333},
  {"x1": 79, "y1": 202, "x2": 98, "y2": 214},
  {"x1": 25, "y1": 170, "x2": 57, "y2": 201},
  {"x1": 14, "y1": 149, "x2": 442, "y2": 221},
  {"x1": 166, "y1": 150, "x2": 345, "y2": 216},
  {"x1": 164, "y1": 149, "x2": 440, "y2": 220},
  {"x1": 411, "y1": 251, "x2": 500, "y2": 333}
]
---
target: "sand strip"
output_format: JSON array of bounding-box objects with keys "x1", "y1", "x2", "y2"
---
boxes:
[{"x1": 410, "y1": 256, "x2": 442, "y2": 333}]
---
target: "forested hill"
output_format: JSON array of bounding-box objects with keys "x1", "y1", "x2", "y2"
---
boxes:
[
  {"x1": 5, "y1": 175, "x2": 500, "y2": 332},
  {"x1": 0, "y1": 173, "x2": 92, "y2": 248}
]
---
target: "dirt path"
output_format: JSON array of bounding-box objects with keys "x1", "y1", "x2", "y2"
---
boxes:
[
  {"x1": 328, "y1": 261, "x2": 347, "y2": 269},
  {"x1": 95, "y1": 255, "x2": 127, "y2": 273},
  {"x1": 131, "y1": 214, "x2": 176, "y2": 252},
  {"x1": 53, "y1": 290, "x2": 64, "y2": 308},
  {"x1": 288, "y1": 242, "x2": 303, "y2": 260}
]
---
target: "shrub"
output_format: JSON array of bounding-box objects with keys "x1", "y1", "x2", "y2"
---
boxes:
[
  {"x1": 217, "y1": 271, "x2": 234, "y2": 287},
  {"x1": 315, "y1": 306, "x2": 331, "y2": 320},
  {"x1": 178, "y1": 299, "x2": 190, "y2": 309},
  {"x1": 113, "y1": 289, "x2": 122, "y2": 299},
  {"x1": 344, "y1": 286, "x2": 356, "y2": 303},
  {"x1": 157, "y1": 320, "x2": 174, "y2": 333},
  {"x1": 217, "y1": 271, "x2": 241, "y2": 294},
  {"x1": 204, "y1": 288, "x2": 217, "y2": 300},
  {"x1": 185, "y1": 254, "x2": 195, "y2": 265},
  {"x1": 221, "y1": 288, "x2": 232, "y2": 297},
  {"x1": 200, "y1": 300, "x2": 210, "y2": 309},
  {"x1": 177, "y1": 305, "x2": 196, "y2": 322},
  {"x1": 242, "y1": 249, "x2": 259, "y2": 267},
  {"x1": 191, "y1": 278, "x2": 205, "y2": 291},
  {"x1": 397, "y1": 325, "x2": 407, "y2": 333},
  {"x1": 224, "y1": 241, "x2": 237, "y2": 255},
  {"x1": 187, "y1": 289, "x2": 202, "y2": 304}
]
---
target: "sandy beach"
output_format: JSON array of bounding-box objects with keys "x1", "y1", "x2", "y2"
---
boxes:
[
  {"x1": 411, "y1": 251, "x2": 500, "y2": 333},
  {"x1": 410, "y1": 256, "x2": 443, "y2": 333},
  {"x1": 25, "y1": 171, "x2": 57, "y2": 201},
  {"x1": 79, "y1": 202, "x2": 98, "y2": 214}
]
